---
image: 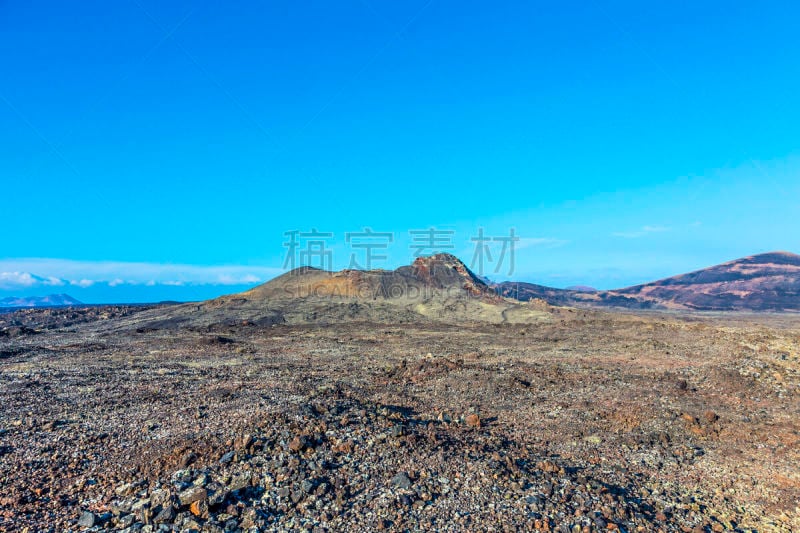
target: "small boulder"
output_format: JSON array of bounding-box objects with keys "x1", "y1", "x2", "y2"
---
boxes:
[
  {"x1": 391, "y1": 472, "x2": 412, "y2": 490},
  {"x1": 153, "y1": 504, "x2": 175, "y2": 524},
  {"x1": 77, "y1": 511, "x2": 96, "y2": 528},
  {"x1": 178, "y1": 487, "x2": 207, "y2": 506},
  {"x1": 189, "y1": 499, "x2": 209, "y2": 519},
  {"x1": 178, "y1": 450, "x2": 197, "y2": 468},
  {"x1": 289, "y1": 435, "x2": 311, "y2": 453}
]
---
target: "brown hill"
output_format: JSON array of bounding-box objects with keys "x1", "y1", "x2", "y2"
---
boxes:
[
  {"x1": 128, "y1": 254, "x2": 551, "y2": 330},
  {"x1": 498, "y1": 251, "x2": 800, "y2": 312},
  {"x1": 614, "y1": 251, "x2": 800, "y2": 311}
]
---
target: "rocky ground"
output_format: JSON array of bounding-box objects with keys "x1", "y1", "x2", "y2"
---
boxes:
[{"x1": 0, "y1": 307, "x2": 799, "y2": 532}]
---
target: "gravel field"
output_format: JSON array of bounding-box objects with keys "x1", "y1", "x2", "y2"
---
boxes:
[{"x1": 1, "y1": 306, "x2": 799, "y2": 532}]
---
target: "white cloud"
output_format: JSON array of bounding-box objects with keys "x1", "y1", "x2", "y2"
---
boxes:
[
  {"x1": 642, "y1": 225, "x2": 669, "y2": 233},
  {"x1": 516, "y1": 237, "x2": 569, "y2": 250},
  {"x1": 0, "y1": 272, "x2": 67, "y2": 289},
  {"x1": 0, "y1": 272, "x2": 38, "y2": 288},
  {"x1": 612, "y1": 225, "x2": 671, "y2": 238},
  {"x1": 0, "y1": 259, "x2": 282, "y2": 290},
  {"x1": 217, "y1": 274, "x2": 262, "y2": 285}
]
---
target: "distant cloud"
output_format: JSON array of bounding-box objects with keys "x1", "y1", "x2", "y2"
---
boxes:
[
  {"x1": 0, "y1": 259, "x2": 283, "y2": 291},
  {"x1": 0, "y1": 272, "x2": 38, "y2": 288},
  {"x1": 0, "y1": 271, "x2": 67, "y2": 289},
  {"x1": 642, "y1": 225, "x2": 669, "y2": 233},
  {"x1": 218, "y1": 274, "x2": 262, "y2": 284},
  {"x1": 612, "y1": 225, "x2": 671, "y2": 238},
  {"x1": 516, "y1": 237, "x2": 569, "y2": 250}
]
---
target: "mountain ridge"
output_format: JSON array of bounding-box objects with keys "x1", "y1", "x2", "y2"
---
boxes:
[
  {"x1": 0, "y1": 293, "x2": 82, "y2": 308},
  {"x1": 498, "y1": 251, "x2": 800, "y2": 311}
]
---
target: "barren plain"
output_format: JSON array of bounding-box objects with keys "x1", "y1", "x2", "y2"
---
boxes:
[{"x1": 1, "y1": 302, "x2": 799, "y2": 532}]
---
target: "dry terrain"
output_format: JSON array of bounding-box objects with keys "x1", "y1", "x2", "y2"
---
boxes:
[
  {"x1": 498, "y1": 251, "x2": 800, "y2": 311},
  {"x1": 1, "y1": 303, "x2": 799, "y2": 532}
]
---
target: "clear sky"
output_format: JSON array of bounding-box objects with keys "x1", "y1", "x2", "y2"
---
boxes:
[{"x1": 2, "y1": 1, "x2": 800, "y2": 303}]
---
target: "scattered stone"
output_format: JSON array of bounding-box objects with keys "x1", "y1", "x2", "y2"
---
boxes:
[
  {"x1": 178, "y1": 487, "x2": 207, "y2": 506},
  {"x1": 153, "y1": 505, "x2": 175, "y2": 524},
  {"x1": 179, "y1": 450, "x2": 198, "y2": 468},
  {"x1": 117, "y1": 514, "x2": 135, "y2": 528},
  {"x1": 465, "y1": 413, "x2": 481, "y2": 428},
  {"x1": 0, "y1": 306, "x2": 787, "y2": 532},
  {"x1": 235, "y1": 434, "x2": 254, "y2": 451},
  {"x1": 189, "y1": 499, "x2": 209, "y2": 519},
  {"x1": 301, "y1": 478, "x2": 316, "y2": 493},
  {"x1": 77, "y1": 510, "x2": 96, "y2": 528},
  {"x1": 228, "y1": 473, "x2": 251, "y2": 492},
  {"x1": 392, "y1": 472, "x2": 413, "y2": 490},
  {"x1": 289, "y1": 435, "x2": 311, "y2": 453},
  {"x1": 538, "y1": 460, "x2": 560, "y2": 473}
]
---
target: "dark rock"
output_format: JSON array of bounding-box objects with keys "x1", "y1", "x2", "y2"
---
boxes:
[
  {"x1": 117, "y1": 514, "x2": 135, "y2": 528},
  {"x1": 178, "y1": 487, "x2": 207, "y2": 506},
  {"x1": 153, "y1": 505, "x2": 175, "y2": 524},
  {"x1": 301, "y1": 479, "x2": 316, "y2": 494},
  {"x1": 178, "y1": 451, "x2": 197, "y2": 468}
]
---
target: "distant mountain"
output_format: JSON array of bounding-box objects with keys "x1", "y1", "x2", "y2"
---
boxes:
[
  {"x1": 565, "y1": 285, "x2": 597, "y2": 292},
  {"x1": 0, "y1": 294, "x2": 83, "y2": 308},
  {"x1": 614, "y1": 251, "x2": 800, "y2": 311},
  {"x1": 497, "y1": 251, "x2": 800, "y2": 312},
  {"x1": 495, "y1": 281, "x2": 592, "y2": 307}
]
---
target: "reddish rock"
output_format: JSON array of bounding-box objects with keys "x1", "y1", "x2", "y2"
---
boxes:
[
  {"x1": 189, "y1": 499, "x2": 209, "y2": 519},
  {"x1": 289, "y1": 435, "x2": 311, "y2": 453},
  {"x1": 465, "y1": 413, "x2": 481, "y2": 428}
]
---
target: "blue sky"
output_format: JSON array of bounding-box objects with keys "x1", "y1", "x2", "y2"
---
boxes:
[{"x1": 2, "y1": 1, "x2": 800, "y2": 302}]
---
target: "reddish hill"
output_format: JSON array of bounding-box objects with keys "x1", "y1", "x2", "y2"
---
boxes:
[
  {"x1": 131, "y1": 254, "x2": 551, "y2": 329},
  {"x1": 614, "y1": 251, "x2": 800, "y2": 311},
  {"x1": 497, "y1": 252, "x2": 800, "y2": 312}
]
